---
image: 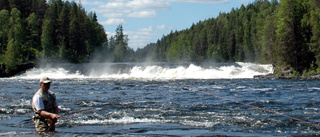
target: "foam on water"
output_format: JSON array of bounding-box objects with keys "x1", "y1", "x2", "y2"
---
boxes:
[
  {"x1": 180, "y1": 120, "x2": 219, "y2": 127},
  {"x1": 72, "y1": 116, "x2": 170, "y2": 125},
  {"x1": 70, "y1": 115, "x2": 221, "y2": 128},
  {"x1": 15, "y1": 62, "x2": 273, "y2": 80},
  {"x1": 16, "y1": 67, "x2": 85, "y2": 79},
  {"x1": 0, "y1": 131, "x2": 17, "y2": 136}
]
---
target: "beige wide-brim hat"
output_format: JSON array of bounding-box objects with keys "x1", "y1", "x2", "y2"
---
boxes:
[{"x1": 40, "y1": 76, "x2": 52, "y2": 83}]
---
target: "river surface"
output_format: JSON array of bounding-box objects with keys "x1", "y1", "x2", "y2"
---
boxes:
[{"x1": 1, "y1": 62, "x2": 320, "y2": 136}]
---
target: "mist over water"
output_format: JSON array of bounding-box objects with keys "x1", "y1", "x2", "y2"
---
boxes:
[{"x1": 16, "y1": 62, "x2": 273, "y2": 80}]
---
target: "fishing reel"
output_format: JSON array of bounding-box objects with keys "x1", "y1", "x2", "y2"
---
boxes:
[{"x1": 45, "y1": 119, "x2": 53, "y2": 127}]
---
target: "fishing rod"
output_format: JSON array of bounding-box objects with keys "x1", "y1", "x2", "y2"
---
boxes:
[{"x1": 189, "y1": 88, "x2": 320, "y2": 128}]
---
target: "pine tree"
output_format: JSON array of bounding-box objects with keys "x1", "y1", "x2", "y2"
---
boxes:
[
  {"x1": 0, "y1": 9, "x2": 10, "y2": 56},
  {"x1": 68, "y1": 1, "x2": 82, "y2": 62},
  {"x1": 309, "y1": 0, "x2": 320, "y2": 66},
  {"x1": 67, "y1": 1, "x2": 88, "y2": 62},
  {"x1": 114, "y1": 24, "x2": 129, "y2": 62},
  {"x1": 31, "y1": 0, "x2": 47, "y2": 22},
  {"x1": 4, "y1": 8, "x2": 24, "y2": 72},
  {"x1": 57, "y1": 1, "x2": 70, "y2": 59},
  {"x1": 26, "y1": 12, "x2": 41, "y2": 61},
  {"x1": 115, "y1": 24, "x2": 125, "y2": 46},
  {"x1": 276, "y1": 0, "x2": 298, "y2": 69},
  {"x1": 4, "y1": 40, "x2": 18, "y2": 71},
  {"x1": 41, "y1": 18, "x2": 54, "y2": 60},
  {"x1": 276, "y1": 0, "x2": 314, "y2": 71},
  {"x1": 86, "y1": 11, "x2": 107, "y2": 58}
]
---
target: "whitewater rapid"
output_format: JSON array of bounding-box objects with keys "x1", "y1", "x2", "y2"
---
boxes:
[
  {"x1": 2, "y1": 62, "x2": 320, "y2": 136},
  {"x1": 14, "y1": 62, "x2": 273, "y2": 80}
]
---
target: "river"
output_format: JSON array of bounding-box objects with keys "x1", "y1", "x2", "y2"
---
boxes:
[{"x1": 0, "y1": 62, "x2": 320, "y2": 136}]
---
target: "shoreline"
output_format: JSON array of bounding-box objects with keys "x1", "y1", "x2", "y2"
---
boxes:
[
  {"x1": 0, "y1": 63, "x2": 35, "y2": 77},
  {"x1": 254, "y1": 73, "x2": 320, "y2": 80},
  {"x1": 253, "y1": 74, "x2": 299, "y2": 79}
]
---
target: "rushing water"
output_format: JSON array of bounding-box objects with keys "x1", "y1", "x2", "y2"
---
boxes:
[{"x1": 1, "y1": 62, "x2": 320, "y2": 136}]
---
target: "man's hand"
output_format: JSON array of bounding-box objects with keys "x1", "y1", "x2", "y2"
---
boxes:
[
  {"x1": 39, "y1": 110, "x2": 60, "y2": 122},
  {"x1": 51, "y1": 114, "x2": 60, "y2": 123}
]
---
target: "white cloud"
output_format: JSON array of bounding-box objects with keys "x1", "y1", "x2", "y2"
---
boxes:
[
  {"x1": 101, "y1": 18, "x2": 126, "y2": 25},
  {"x1": 100, "y1": 12, "x2": 124, "y2": 18},
  {"x1": 126, "y1": 26, "x2": 155, "y2": 50},
  {"x1": 127, "y1": 11, "x2": 157, "y2": 18},
  {"x1": 156, "y1": 24, "x2": 166, "y2": 30},
  {"x1": 84, "y1": 0, "x2": 169, "y2": 19},
  {"x1": 238, "y1": 0, "x2": 251, "y2": 3},
  {"x1": 127, "y1": 0, "x2": 170, "y2": 10},
  {"x1": 80, "y1": 1, "x2": 105, "y2": 6},
  {"x1": 80, "y1": 0, "x2": 231, "y2": 49},
  {"x1": 82, "y1": 0, "x2": 228, "y2": 21},
  {"x1": 156, "y1": 25, "x2": 174, "y2": 31},
  {"x1": 167, "y1": 0, "x2": 229, "y2": 4}
]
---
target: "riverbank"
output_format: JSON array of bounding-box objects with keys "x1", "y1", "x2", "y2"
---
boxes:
[
  {"x1": 0, "y1": 63, "x2": 35, "y2": 77},
  {"x1": 254, "y1": 72, "x2": 320, "y2": 79},
  {"x1": 254, "y1": 74, "x2": 299, "y2": 79}
]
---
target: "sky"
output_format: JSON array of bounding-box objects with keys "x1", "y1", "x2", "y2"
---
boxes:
[{"x1": 79, "y1": 0, "x2": 256, "y2": 50}]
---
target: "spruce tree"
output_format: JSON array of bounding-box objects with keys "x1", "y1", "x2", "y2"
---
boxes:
[
  {"x1": 309, "y1": 0, "x2": 320, "y2": 66},
  {"x1": 26, "y1": 12, "x2": 41, "y2": 61},
  {"x1": 276, "y1": 0, "x2": 314, "y2": 71},
  {"x1": 0, "y1": 9, "x2": 9, "y2": 56},
  {"x1": 114, "y1": 24, "x2": 129, "y2": 62},
  {"x1": 4, "y1": 8, "x2": 24, "y2": 72},
  {"x1": 276, "y1": 0, "x2": 299, "y2": 70},
  {"x1": 41, "y1": 18, "x2": 54, "y2": 60},
  {"x1": 57, "y1": 1, "x2": 70, "y2": 59}
]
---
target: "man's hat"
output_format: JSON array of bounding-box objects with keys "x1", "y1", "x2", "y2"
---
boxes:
[{"x1": 40, "y1": 76, "x2": 52, "y2": 83}]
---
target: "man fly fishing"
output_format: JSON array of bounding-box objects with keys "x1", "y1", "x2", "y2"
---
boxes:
[{"x1": 32, "y1": 76, "x2": 60, "y2": 132}]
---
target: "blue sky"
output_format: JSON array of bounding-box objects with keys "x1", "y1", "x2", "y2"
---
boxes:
[{"x1": 80, "y1": 0, "x2": 256, "y2": 50}]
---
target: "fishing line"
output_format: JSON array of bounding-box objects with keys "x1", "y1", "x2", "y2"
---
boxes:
[{"x1": 191, "y1": 88, "x2": 320, "y2": 128}]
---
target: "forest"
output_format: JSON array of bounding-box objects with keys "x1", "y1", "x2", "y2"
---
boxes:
[
  {"x1": 136, "y1": 0, "x2": 320, "y2": 75},
  {"x1": 0, "y1": 0, "x2": 135, "y2": 74},
  {"x1": 1, "y1": 0, "x2": 320, "y2": 76}
]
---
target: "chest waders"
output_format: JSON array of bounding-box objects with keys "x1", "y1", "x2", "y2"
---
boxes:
[{"x1": 32, "y1": 89, "x2": 57, "y2": 132}]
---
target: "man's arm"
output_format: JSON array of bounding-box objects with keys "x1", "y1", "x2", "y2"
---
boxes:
[
  {"x1": 39, "y1": 110, "x2": 60, "y2": 121},
  {"x1": 33, "y1": 95, "x2": 60, "y2": 121}
]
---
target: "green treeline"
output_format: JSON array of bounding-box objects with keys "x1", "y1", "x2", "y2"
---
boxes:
[
  {"x1": 0, "y1": 0, "x2": 134, "y2": 73},
  {"x1": 2, "y1": 0, "x2": 320, "y2": 76},
  {"x1": 136, "y1": 0, "x2": 320, "y2": 74},
  {"x1": 0, "y1": 0, "x2": 106, "y2": 71}
]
